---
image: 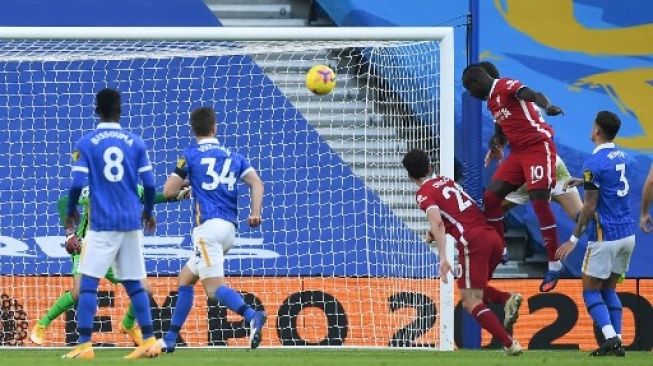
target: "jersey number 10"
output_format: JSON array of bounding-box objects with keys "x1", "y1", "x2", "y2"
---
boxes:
[{"x1": 201, "y1": 157, "x2": 236, "y2": 191}]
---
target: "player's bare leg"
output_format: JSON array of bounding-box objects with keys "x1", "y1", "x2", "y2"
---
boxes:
[
  {"x1": 552, "y1": 192, "x2": 583, "y2": 222},
  {"x1": 461, "y1": 288, "x2": 521, "y2": 356}
]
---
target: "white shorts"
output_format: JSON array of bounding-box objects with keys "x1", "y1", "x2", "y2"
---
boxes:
[
  {"x1": 582, "y1": 235, "x2": 635, "y2": 279},
  {"x1": 78, "y1": 230, "x2": 146, "y2": 281},
  {"x1": 186, "y1": 218, "x2": 236, "y2": 279}
]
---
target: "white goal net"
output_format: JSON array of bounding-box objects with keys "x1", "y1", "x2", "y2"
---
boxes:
[{"x1": 0, "y1": 27, "x2": 454, "y2": 350}]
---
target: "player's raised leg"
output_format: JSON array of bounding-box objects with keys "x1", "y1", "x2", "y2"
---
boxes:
[
  {"x1": 523, "y1": 145, "x2": 564, "y2": 292},
  {"x1": 155, "y1": 107, "x2": 266, "y2": 353},
  {"x1": 158, "y1": 219, "x2": 265, "y2": 353},
  {"x1": 484, "y1": 153, "x2": 524, "y2": 244},
  {"x1": 531, "y1": 187, "x2": 565, "y2": 292}
]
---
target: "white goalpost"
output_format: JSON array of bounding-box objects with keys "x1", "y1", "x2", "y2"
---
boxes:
[{"x1": 0, "y1": 27, "x2": 454, "y2": 350}]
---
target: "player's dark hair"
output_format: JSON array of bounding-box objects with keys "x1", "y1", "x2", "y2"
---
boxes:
[
  {"x1": 190, "y1": 107, "x2": 216, "y2": 136},
  {"x1": 462, "y1": 65, "x2": 490, "y2": 84},
  {"x1": 95, "y1": 88, "x2": 121, "y2": 120},
  {"x1": 595, "y1": 110, "x2": 620, "y2": 141},
  {"x1": 477, "y1": 61, "x2": 499, "y2": 78},
  {"x1": 462, "y1": 62, "x2": 499, "y2": 79},
  {"x1": 402, "y1": 149, "x2": 430, "y2": 180}
]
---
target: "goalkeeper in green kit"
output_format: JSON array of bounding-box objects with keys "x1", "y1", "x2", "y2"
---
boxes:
[{"x1": 30, "y1": 184, "x2": 190, "y2": 346}]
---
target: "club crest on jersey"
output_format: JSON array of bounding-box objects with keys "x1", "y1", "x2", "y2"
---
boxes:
[
  {"x1": 493, "y1": 107, "x2": 512, "y2": 121},
  {"x1": 583, "y1": 169, "x2": 593, "y2": 183},
  {"x1": 505, "y1": 79, "x2": 520, "y2": 90},
  {"x1": 71, "y1": 150, "x2": 80, "y2": 162}
]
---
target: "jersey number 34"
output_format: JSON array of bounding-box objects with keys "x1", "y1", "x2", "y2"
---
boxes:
[{"x1": 201, "y1": 157, "x2": 236, "y2": 191}]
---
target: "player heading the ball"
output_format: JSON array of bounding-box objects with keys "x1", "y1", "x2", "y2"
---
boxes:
[
  {"x1": 402, "y1": 149, "x2": 523, "y2": 356},
  {"x1": 155, "y1": 107, "x2": 266, "y2": 353},
  {"x1": 61, "y1": 88, "x2": 161, "y2": 360},
  {"x1": 463, "y1": 65, "x2": 565, "y2": 293}
]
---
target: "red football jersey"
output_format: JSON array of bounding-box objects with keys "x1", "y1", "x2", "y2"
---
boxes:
[
  {"x1": 487, "y1": 78, "x2": 554, "y2": 151},
  {"x1": 416, "y1": 176, "x2": 489, "y2": 242}
]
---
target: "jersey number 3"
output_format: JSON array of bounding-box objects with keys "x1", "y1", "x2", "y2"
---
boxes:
[
  {"x1": 201, "y1": 157, "x2": 236, "y2": 191},
  {"x1": 616, "y1": 163, "x2": 629, "y2": 197}
]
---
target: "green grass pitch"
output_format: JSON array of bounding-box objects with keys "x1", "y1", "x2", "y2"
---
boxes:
[{"x1": 1, "y1": 349, "x2": 651, "y2": 366}]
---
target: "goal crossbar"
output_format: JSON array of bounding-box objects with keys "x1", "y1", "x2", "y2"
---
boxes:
[{"x1": 0, "y1": 26, "x2": 455, "y2": 351}]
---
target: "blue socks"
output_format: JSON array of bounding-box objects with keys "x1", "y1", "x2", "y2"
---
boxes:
[
  {"x1": 77, "y1": 275, "x2": 100, "y2": 344},
  {"x1": 164, "y1": 285, "x2": 194, "y2": 344},
  {"x1": 122, "y1": 280, "x2": 154, "y2": 340},
  {"x1": 583, "y1": 289, "x2": 616, "y2": 339},
  {"x1": 216, "y1": 285, "x2": 255, "y2": 322},
  {"x1": 601, "y1": 288, "x2": 622, "y2": 336}
]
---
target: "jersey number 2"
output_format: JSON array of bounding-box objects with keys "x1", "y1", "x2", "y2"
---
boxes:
[
  {"x1": 616, "y1": 163, "x2": 629, "y2": 197},
  {"x1": 201, "y1": 157, "x2": 236, "y2": 191},
  {"x1": 442, "y1": 186, "x2": 472, "y2": 212}
]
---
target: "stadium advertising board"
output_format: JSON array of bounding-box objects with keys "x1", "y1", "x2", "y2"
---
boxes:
[{"x1": 1, "y1": 278, "x2": 652, "y2": 350}]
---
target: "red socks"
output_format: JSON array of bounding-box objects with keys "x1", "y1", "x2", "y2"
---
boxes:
[
  {"x1": 483, "y1": 190, "x2": 505, "y2": 241},
  {"x1": 531, "y1": 198, "x2": 558, "y2": 261},
  {"x1": 472, "y1": 303, "x2": 513, "y2": 348},
  {"x1": 483, "y1": 286, "x2": 511, "y2": 305}
]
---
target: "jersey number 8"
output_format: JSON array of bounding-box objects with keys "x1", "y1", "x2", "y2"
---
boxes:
[
  {"x1": 201, "y1": 157, "x2": 236, "y2": 191},
  {"x1": 103, "y1": 146, "x2": 124, "y2": 182}
]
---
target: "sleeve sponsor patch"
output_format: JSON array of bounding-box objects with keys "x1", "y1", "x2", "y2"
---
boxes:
[
  {"x1": 71, "y1": 150, "x2": 80, "y2": 162},
  {"x1": 176, "y1": 156, "x2": 186, "y2": 170},
  {"x1": 583, "y1": 169, "x2": 593, "y2": 183}
]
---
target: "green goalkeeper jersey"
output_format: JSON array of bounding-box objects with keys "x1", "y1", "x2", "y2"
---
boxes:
[{"x1": 57, "y1": 185, "x2": 171, "y2": 238}]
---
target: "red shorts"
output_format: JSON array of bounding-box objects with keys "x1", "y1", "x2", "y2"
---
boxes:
[
  {"x1": 456, "y1": 227, "x2": 504, "y2": 289},
  {"x1": 493, "y1": 140, "x2": 557, "y2": 191}
]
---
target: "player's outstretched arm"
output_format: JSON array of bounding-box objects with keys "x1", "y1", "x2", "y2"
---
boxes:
[
  {"x1": 516, "y1": 87, "x2": 563, "y2": 116},
  {"x1": 242, "y1": 170, "x2": 264, "y2": 227},
  {"x1": 556, "y1": 188, "x2": 598, "y2": 260},
  {"x1": 163, "y1": 174, "x2": 186, "y2": 200},
  {"x1": 57, "y1": 195, "x2": 70, "y2": 228},
  {"x1": 640, "y1": 165, "x2": 653, "y2": 232}
]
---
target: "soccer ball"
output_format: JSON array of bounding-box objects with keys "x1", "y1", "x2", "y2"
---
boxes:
[{"x1": 305, "y1": 64, "x2": 336, "y2": 95}]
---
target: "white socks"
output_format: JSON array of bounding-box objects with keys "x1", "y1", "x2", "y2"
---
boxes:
[{"x1": 548, "y1": 260, "x2": 562, "y2": 271}]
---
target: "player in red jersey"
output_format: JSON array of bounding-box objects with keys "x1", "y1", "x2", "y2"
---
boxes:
[
  {"x1": 463, "y1": 66, "x2": 565, "y2": 292},
  {"x1": 402, "y1": 149, "x2": 523, "y2": 356}
]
